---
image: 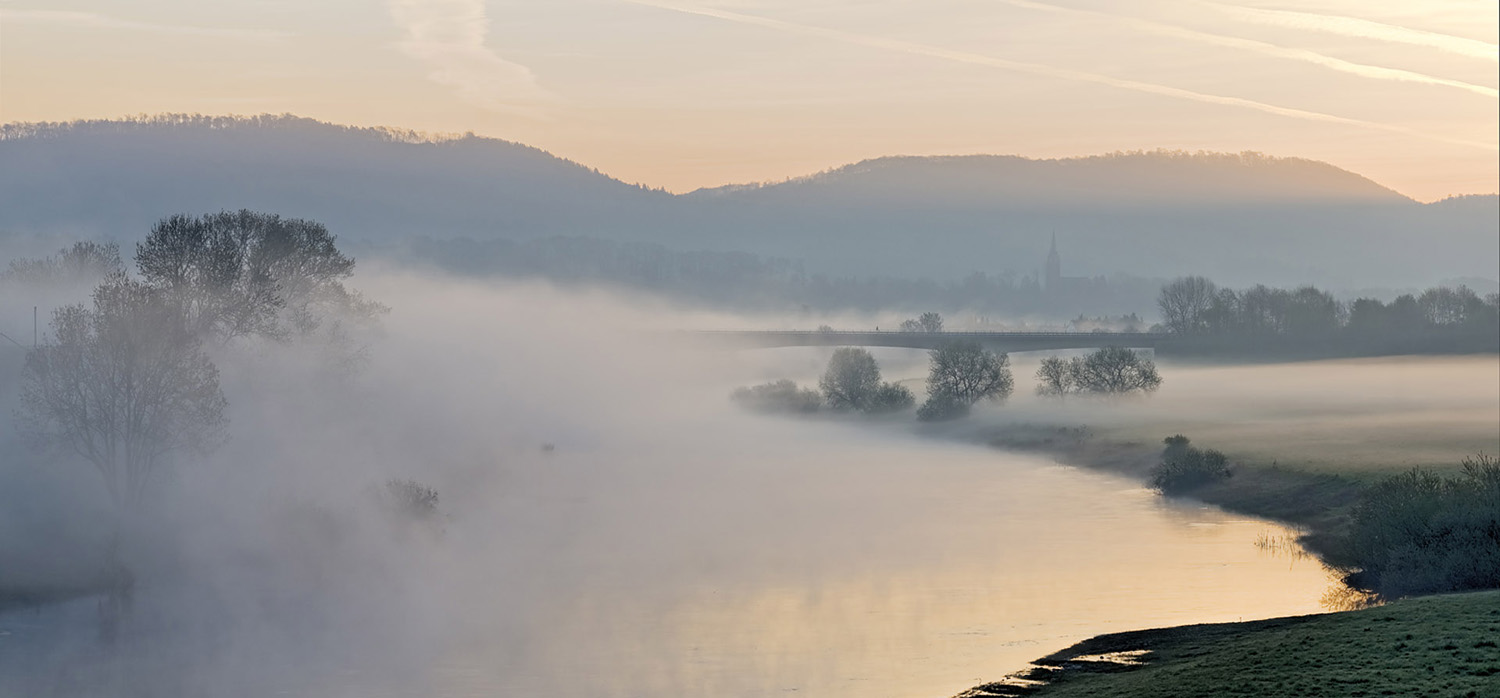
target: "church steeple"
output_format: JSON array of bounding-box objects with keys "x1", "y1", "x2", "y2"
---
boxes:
[{"x1": 1045, "y1": 231, "x2": 1061, "y2": 293}]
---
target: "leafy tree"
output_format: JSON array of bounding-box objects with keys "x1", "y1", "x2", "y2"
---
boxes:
[
  {"x1": 136, "y1": 210, "x2": 381, "y2": 343},
  {"x1": 1157, "y1": 276, "x2": 1217, "y2": 334},
  {"x1": 920, "y1": 340, "x2": 1012, "y2": 420},
  {"x1": 820, "y1": 347, "x2": 883, "y2": 410},
  {"x1": 20, "y1": 276, "x2": 227, "y2": 511}
]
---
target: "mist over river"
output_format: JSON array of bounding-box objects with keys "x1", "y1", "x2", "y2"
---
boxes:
[
  {"x1": 1, "y1": 426, "x2": 1331, "y2": 697},
  {"x1": 417, "y1": 427, "x2": 1332, "y2": 698},
  {"x1": 0, "y1": 276, "x2": 1403, "y2": 697}
]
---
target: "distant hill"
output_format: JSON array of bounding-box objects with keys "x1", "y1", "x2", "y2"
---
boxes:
[
  {"x1": 0, "y1": 115, "x2": 1494, "y2": 289},
  {"x1": 688, "y1": 151, "x2": 1408, "y2": 205}
]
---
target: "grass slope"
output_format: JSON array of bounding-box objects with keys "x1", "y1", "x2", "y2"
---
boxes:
[{"x1": 962, "y1": 590, "x2": 1500, "y2": 697}]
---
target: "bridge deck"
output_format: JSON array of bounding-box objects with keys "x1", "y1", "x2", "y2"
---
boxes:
[{"x1": 692, "y1": 330, "x2": 1171, "y2": 351}]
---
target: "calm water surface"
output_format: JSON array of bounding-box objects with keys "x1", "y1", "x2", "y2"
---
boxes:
[
  {"x1": 417, "y1": 422, "x2": 1330, "y2": 698},
  {"x1": 1, "y1": 420, "x2": 1332, "y2": 698}
]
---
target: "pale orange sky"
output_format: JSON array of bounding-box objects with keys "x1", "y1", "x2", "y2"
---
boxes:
[{"x1": 1, "y1": 0, "x2": 1495, "y2": 200}]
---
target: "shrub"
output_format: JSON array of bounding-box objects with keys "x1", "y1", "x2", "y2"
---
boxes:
[
  {"x1": 1345, "y1": 454, "x2": 1500, "y2": 597},
  {"x1": 866, "y1": 382, "x2": 916, "y2": 413},
  {"x1": 1149, "y1": 436, "x2": 1230, "y2": 495},
  {"x1": 731, "y1": 379, "x2": 823, "y2": 413},
  {"x1": 378, "y1": 479, "x2": 441, "y2": 522},
  {"x1": 916, "y1": 392, "x2": 971, "y2": 422}
]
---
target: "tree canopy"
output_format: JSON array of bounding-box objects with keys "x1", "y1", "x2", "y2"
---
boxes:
[
  {"x1": 919, "y1": 340, "x2": 1012, "y2": 420},
  {"x1": 136, "y1": 210, "x2": 378, "y2": 343},
  {"x1": 819, "y1": 347, "x2": 884, "y2": 410},
  {"x1": 1037, "y1": 347, "x2": 1163, "y2": 396}
]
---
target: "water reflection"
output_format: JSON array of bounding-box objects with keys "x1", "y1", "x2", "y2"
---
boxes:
[
  {"x1": 3, "y1": 427, "x2": 1337, "y2": 698},
  {"x1": 414, "y1": 430, "x2": 1332, "y2": 698}
]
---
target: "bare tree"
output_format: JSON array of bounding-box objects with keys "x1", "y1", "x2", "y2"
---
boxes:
[
  {"x1": 1068, "y1": 347, "x2": 1162, "y2": 394},
  {"x1": 1157, "y1": 276, "x2": 1217, "y2": 334},
  {"x1": 1034, "y1": 355, "x2": 1074, "y2": 396},
  {"x1": 21, "y1": 276, "x2": 227, "y2": 510},
  {"x1": 922, "y1": 340, "x2": 1012, "y2": 418}
]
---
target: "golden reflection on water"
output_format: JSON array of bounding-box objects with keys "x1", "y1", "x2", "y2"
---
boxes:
[{"x1": 425, "y1": 433, "x2": 1335, "y2": 698}]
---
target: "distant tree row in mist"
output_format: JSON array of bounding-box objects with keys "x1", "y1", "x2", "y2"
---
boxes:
[
  {"x1": 1157, "y1": 276, "x2": 1500, "y2": 354},
  {"x1": 734, "y1": 341, "x2": 1159, "y2": 422},
  {"x1": 405, "y1": 235, "x2": 1159, "y2": 317}
]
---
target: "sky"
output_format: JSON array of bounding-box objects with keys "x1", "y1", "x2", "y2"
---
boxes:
[{"x1": 0, "y1": 0, "x2": 1495, "y2": 201}]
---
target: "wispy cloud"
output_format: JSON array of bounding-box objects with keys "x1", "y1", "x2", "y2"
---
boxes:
[
  {"x1": 387, "y1": 0, "x2": 556, "y2": 117},
  {"x1": 0, "y1": 9, "x2": 290, "y2": 40},
  {"x1": 622, "y1": 0, "x2": 1497, "y2": 152},
  {"x1": 1200, "y1": 1, "x2": 1498, "y2": 63},
  {"x1": 1001, "y1": 0, "x2": 1495, "y2": 99}
]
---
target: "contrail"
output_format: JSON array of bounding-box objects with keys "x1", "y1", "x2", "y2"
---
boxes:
[
  {"x1": 1000, "y1": 0, "x2": 1496, "y2": 98},
  {"x1": 387, "y1": 0, "x2": 556, "y2": 117},
  {"x1": 622, "y1": 0, "x2": 1497, "y2": 152},
  {"x1": 1199, "y1": 1, "x2": 1498, "y2": 63}
]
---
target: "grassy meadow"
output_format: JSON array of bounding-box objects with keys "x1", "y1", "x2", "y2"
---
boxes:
[{"x1": 960, "y1": 590, "x2": 1500, "y2": 698}]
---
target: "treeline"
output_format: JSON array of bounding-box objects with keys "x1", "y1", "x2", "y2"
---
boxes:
[
  {"x1": 404, "y1": 236, "x2": 1159, "y2": 315},
  {"x1": 1158, "y1": 276, "x2": 1499, "y2": 355},
  {"x1": 735, "y1": 341, "x2": 1161, "y2": 422}
]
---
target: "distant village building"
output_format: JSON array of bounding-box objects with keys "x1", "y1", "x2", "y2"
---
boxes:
[{"x1": 1043, "y1": 232, "x2": 1088, "y2": 295}]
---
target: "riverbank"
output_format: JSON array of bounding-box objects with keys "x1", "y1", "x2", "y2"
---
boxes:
[
  {"x1": 955, "y1": 589, "x2": 1500, "y2": 697},
  {"x1": 977, "y1": 422, "x2": 1366, "y2": 560},
  {"x1": 951, "y1": 415, "x2": 1497, "y2": 697}
]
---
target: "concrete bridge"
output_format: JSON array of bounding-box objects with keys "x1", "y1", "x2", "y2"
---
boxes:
[{"x1": 691, "y1": 330, "x2": 1172, "y2": 353}]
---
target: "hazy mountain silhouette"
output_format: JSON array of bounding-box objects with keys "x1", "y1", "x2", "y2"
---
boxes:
[
  {"x1": 687, "y1": 152, "x2": 1407, "y2": 205},
  {"x1": 1, "y1": 115, "x2": 1494, "y2": 288}
]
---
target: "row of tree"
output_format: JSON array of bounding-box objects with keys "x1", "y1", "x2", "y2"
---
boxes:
[
  {"x1": 733, "y1": 343, "x2": 1162, "y2": 421},
  {"x1": 1157, "y1": 276, "x2": 1499, "y2": 339},
  {"x1": 407, "y1": 236, "x2": 1161, "y2": 315}
]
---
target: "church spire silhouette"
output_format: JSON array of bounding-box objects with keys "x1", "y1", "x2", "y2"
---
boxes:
[{"x1": 1045, "y1": 230, "x2": 1061, "y2": 293}]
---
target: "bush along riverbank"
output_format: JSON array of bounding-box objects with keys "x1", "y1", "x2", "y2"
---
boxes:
[
  {"x1": 984, "y1": 425, "x2": 1500, "y2": 596},
  {"x1": 982, "y1": 424, "x2": 1367, "y2": 565},
  {"x1": 967, "y1": 424, "x2": 1500, "y2": 697}
]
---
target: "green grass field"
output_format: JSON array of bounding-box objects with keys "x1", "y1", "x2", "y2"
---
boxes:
[
  {"x1": 1101, "y1": 416, "x2": 1499, "y2": 481},
  {"x1": 962, "y1": 590, "x2": 1500, "y2": 698}
]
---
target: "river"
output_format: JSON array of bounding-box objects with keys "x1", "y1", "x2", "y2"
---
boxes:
[{"x1": 0, "y1": 417, "x2": 1333, "y2": 698}]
